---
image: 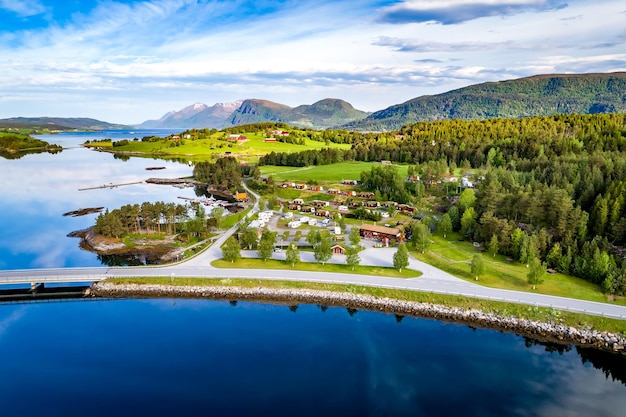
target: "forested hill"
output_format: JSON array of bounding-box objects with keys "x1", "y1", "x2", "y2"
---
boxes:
[{"x1": 344, "y1": 72, "x2": 626, "y2": 131}]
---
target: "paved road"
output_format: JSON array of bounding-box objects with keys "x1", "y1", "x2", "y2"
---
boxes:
[{"x1": 1, "y1": 180, "x2": 626, "y2": 321}]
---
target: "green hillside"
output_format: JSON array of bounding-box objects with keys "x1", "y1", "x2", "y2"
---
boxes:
[
  {"x1": 227, "y1": 98, "x2": 369, "y2": 129},
  {"x1": 344, "y1": 72, "x2": 626, "y2": 131},
  {"x1": 227, "y1": 99, "x2": 293, "y2": 126},
  {"x1": 289, "y1": 98, "x2": 370, "y2": 129}
]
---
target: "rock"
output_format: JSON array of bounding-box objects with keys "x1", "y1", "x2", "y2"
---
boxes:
[{"x1": 88, "y1": 281, "x2": 626, "y2": 355}]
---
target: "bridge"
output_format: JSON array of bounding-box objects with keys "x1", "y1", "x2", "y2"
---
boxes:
[
  {"x1": 2, "y1": 262, "x2": 626, "y2": 321},
  {"x1": 0, "y1": 267, "x2": 108, "y2": 290}
]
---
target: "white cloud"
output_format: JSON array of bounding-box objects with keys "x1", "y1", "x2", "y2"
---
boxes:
[
  {"x1": 0, "y1": 0, "x2": 45, "y2": 17},
  {"x1": 377, "y1": 0, "x2": 567, "y2": 24},
  {"x1": 0, "y1": 308, "x2": 27, "y2": 338},
  {"x1": 0, "y1": 0, "x2": 624, "y2": 123}
]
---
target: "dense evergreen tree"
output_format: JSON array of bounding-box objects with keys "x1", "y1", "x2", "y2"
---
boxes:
[
  {"x1": 193, "y1": 156, "x2": 242, "y2": 192},
  {"x1": 285, "y1": 243, "x2": 301, "y2": 268},
  {"x1": 411, "y1": 222, "x2": 430, "y2": 254},
  {"x1": 471, "y1": 254, "x2": 486, "y2": 281},
  {"x1": 393, "y1": 243, "x2": 409, "y2": 272},
  {"x1": 346, "y1": 247, "x2": 361, "y2": 270},
  {"x1": 222, "y1": 237, "x2": 241, "y2": 263},
  {"x1": 258, "y1": 229, "x2": 276, "y2": 261},
  {"x1": 314, "y1": 232, "x2": 332, "y2": 265}
]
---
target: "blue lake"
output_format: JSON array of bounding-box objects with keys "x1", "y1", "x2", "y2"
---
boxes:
[
  {"x1": 0, "y1": 130, "x2": 195, "y2": 269},
  {"x1": 1, "y1": 130, "x2": 626, "y2": 415},
  {"x1": 0, "y1": 298, "x2": 625, "y2": 416}
]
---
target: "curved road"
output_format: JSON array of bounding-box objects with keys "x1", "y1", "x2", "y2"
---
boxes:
[{"x1": 1, "y1": 181, "x2": 626, "y2": 322}]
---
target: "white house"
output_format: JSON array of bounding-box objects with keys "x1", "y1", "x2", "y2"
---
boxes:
[{"x1": 287, "y1": 221, "x2": 301, "y2": 228}]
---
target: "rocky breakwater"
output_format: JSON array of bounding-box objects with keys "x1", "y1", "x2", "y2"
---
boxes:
[{"x1": 90, "y1": 281, "x2": 626, "y2": 354}]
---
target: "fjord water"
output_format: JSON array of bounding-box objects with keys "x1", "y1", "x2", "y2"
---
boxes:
[
  {"x1": 0, "y1": 299, "x2": 625, "y2": 416},
  {"x1": 0, "y1": 130, "x2": 192, "y2": 269},
  {"x1": 2, "y1": 130, "x2": 626, "y2": 415}
]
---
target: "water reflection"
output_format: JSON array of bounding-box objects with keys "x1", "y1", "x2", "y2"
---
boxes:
[
  {"x1": 0, "y1": 147, "x2": 62, "y2": 160},
  {"x1": 0, "y1": 298, "x2": 623, "y2": 416},
  {"x1": 1, "y1": 130, "x2": 196, "y2": 269},
  {"x1": 578, "y1": 347, "x2": 626, "y2": 385}
]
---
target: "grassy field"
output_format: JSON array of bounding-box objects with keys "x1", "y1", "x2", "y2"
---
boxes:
[
  {"x1": 86, "y1": 133, "x2": 351, "y2": 162},
  {"x1": 107, "y1": 277, "x2": 626, "y2": 334},
  {"x1": 212, "y1": 258, "x2": 422, "y2": 278},
  {"x1": 260, "y1": 161, "x2": 409, "y2": 183},
  {"x1": 415, "y1": 233, "x2": 626, "y2": 306}
]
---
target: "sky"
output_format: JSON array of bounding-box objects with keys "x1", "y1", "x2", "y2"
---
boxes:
[{"x1": 0, "y1": 0, "x2": 625, "y2": 124}]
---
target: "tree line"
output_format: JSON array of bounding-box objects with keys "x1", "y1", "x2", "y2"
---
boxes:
[{"x1": 94, "y1": 201, "x2": 205, "y2": 239}]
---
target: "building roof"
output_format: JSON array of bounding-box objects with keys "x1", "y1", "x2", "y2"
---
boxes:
[{"x1": 359, "y1": 224, "x2": 401, "y2": 236}]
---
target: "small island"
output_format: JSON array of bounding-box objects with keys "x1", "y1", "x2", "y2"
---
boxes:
[{"x1": 0, "y1": 131, "x2": 62, "y2": 159}]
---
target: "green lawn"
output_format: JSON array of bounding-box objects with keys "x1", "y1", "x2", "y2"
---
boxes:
[
  {"x1": 92, "y1": 134, "x2": 350, "y2": 163},
  {"x1": 221, "y1": 207, "x2": 252, "y2": 229},
  {"x1": 261, "y1": 161, "x2": 409, "y2": 183},
  {"x1": 212, "y1": 258, "x2": 422, "y2": 278},
  {"x1": 416, "y1": 233, "x2": 626, "y2": 306}
]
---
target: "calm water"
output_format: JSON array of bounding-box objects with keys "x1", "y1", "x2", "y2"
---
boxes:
[
  {"x1": 0, "y1": 130, "x2": 195, "y2": 269},
  {"x1": 2, "y1": 130, "x2": 626, "y2": 415},
  {"x1": 0, "y1": 299, "x2": 624, "y2": 416}
]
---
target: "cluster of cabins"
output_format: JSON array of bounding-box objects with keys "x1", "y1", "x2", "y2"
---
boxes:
[
  {"x1": 286, "y1": 199, "x2": 333, "y2": 219},
  {"x1": 286, "y1": 197, "x2": 418, "y2": 218}
]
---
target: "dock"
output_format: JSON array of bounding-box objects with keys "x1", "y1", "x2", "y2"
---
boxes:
[{"x1": 78, "y1": 181, "x2": 143, "y2": 191}]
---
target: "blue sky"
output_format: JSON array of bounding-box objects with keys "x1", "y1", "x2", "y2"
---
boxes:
[{"x1": 0, "y1": 0, "x2": 624, "y2": 124}]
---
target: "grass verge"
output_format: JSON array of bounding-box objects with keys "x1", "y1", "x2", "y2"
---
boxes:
[{"x1": 211, "y1": 258, "x2": 422, "y2": 278}]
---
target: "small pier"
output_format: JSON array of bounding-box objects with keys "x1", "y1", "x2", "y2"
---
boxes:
[{"x1": 78, "y1": 181, "x2": 143, "y2": 191}]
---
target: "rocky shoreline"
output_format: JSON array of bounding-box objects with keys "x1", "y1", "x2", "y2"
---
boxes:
[
  {"x1": 90, "y1": 281, "x2": 626, "y2": 354},
  {"x1": 68, "y1": 227, "x2": 183, "y2": 263}
]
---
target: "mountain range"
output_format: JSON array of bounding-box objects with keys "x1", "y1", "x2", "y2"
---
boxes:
[
  {"x1": 3, "y1": 72, "x2": 625, "y2": 132},
  {"x1": 0, "y1": 117, "x2": 129, "y2": 131},
  {"x1": 141, "y1": 98, "x2": 370, "y2": 130},
  {"x1": 138, "y1": 101, "x2": 243, "y2": 129}
]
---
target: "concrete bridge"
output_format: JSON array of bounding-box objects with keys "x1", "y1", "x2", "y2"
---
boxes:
[{"x1": 2, "y1": 261, "x2": 626, "y2": 322}]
